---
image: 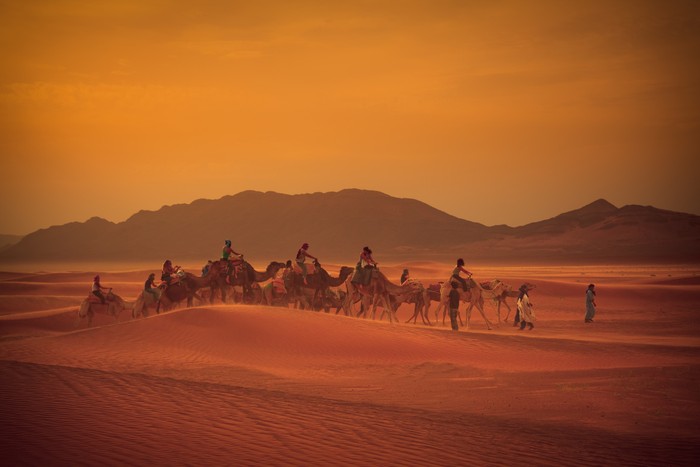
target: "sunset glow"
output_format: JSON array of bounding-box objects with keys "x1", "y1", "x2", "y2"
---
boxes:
[{"x1": 1, "y1": 0, "x2": 698, "y2": 234}]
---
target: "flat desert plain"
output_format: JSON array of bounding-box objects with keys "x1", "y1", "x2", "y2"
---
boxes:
[{"x1": 1, "y1": 262, "x2": 699, "y2": 466}]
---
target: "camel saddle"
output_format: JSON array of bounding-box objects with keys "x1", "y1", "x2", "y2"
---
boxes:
[
  {"x1": 272, "y1": 278, "x2": 286, "y2": 295},
  {"x1": 351, "y1": 266, "x2": 373, "y2": 286},
  {"x1": 222, "y1": 261, "x2": 244, "y2": 277},
  {"x1": 86, "y1": 294, "x2": 110, "y2": 304},
  {"x1": 448, "y1": 277, "x2": 472, "y2": 290}
]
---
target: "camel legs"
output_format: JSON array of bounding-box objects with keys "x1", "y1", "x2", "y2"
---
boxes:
[
  {"x1": 341, "y1": 295, "x2": 353, "y2": 316},
  {"x1": 433, "y1": 301, "x2": 444, "y2": 324},
  {"x1": 132, "y1": 298, "x2": 143, "y2": 318},
  {"x1": 262, "y1": 286, "x2": 272, "y2": 306},
  {"x1": 384, "y1": 297, "x2": 398, "y2": 323},
  {"x1": 501, "y1": 299, "x2": 512, "y2": 323},
  {"x1": 356, "y1": 296, "x2": 371, "y2": 319},
  {"x1": 420, "y1": 302, "x2": 432, "y2": 325},
  {"x1": 108, "y1": 302, "x2": 121, "y2": 322},
  {"x1": 373, "y1": 294, "x2": 395, "y2": 323},
  {"x1": 438, "y1": 301, "x2": 456, "y2": 326},
  {"x1": 372, "y1": 295, "x2": 383, "y2": 321},
  {"x1": 466, "y1": 301, "x2": 493, "y2": 330},
  {"x1": 406, "y1": 302, "x2": 431, "y2": 325},
  {"x1": 405, "y1": 302, "x2": 420, "y2": 324}
]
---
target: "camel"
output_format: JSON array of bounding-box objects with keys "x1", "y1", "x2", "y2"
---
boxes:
[
  {"x1": 261, "y1": 280, "x2": 288, "y2": 307},
  {"x1": 288, "y1": 286, "x2": 348, "y2": 313},
  {"x1": 479, "y1": 279, "x2": 524, "y2": 323},
  {"x1": 400, "y1": 280, "x2": 431, "y2": 325},
  {"x1": 427, "y1": 277, "x2": 495, "y2": 330},
  {"x1": 156, "y1": 271, "x2": 212, "y2": 313},
  {"x1": 77, "y1": 291, "x2": 131, "y2": 327},
  {"x1": 287, "y1": 261, "x2": 355, "y2": 312},
  {"x1": 132, "y1": 288, "x2": 163, "y2": 318},
  {"x1": 347, "y1": 269, "x2": 423, "y2": 323},
  {"x1": 207, "y1": 260, "x2": 285, "y2": 303}
]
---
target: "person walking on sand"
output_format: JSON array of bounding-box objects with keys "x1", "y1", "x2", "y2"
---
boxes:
[
  {"x1": 92, "y1": 275, "x2": 110, "y2": 304},
  {"x1": 513, "y1": 284, "x2": 528, "y2": 327},
  {"x1": 449, "y1": 281, "x2": 461, "y2": 331},
  {"x1": 585, "y1": 284, "x2": 597, "y2": 323},
  {"x1": 295, "y1": 243, "x2": 317, "y2": 285},
  {"x1": 517, "y1": 284, "x2": 535, "y2": 330}
]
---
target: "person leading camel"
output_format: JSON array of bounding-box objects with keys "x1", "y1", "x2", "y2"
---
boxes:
[
  {"x1": 451, "y1": 258, "x2": 472, "y2": 291},
  {"x1": 517, "y1": 284, "x2": 535, "y2": 330},
  {"x1": 92, "y1": 275, "x2": 110, "y2": 304},
  {"x1": 296, "y1": 243, "x2": 317, "y2": 285},
  {"x1": 449, "y1": 281, "x2": 461, "y2": 331},
  {"x1": 513, "y1": 283, "x2": 528, "y2": 327}
]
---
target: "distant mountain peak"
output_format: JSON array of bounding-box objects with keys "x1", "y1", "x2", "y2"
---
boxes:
[
  {"x1": 548, "y1": 198, "x2": 618, "y2": 221},
  {"x1": 579, "y1": 199, "x2": 618, "y2": 213}
]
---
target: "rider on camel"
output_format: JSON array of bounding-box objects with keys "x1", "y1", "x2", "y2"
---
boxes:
[
  {"x1": 161, "y1": 260, "x2": 179, "y2": 286},
  {"x1": 201, "y1": 260, "x2": 213, "y2": 277},
  {"x1": 352, "y1": 246, "x2": 378, "y2": 285},
  {"x1": 360, "y1": 246, "x2": 377, "y2": 269},
  {"x1": 144, "y1": 273, "x2": 159, "y2": 299},
  {"x1": 222, "y1": 240, "x2": 244, "y2": 284},
  {"x1": 92, "y1": 275, "x2": 110, "y2": 304},
  {"x1": 296, "y1": 243, "x2": 317, "y2": 285},
  {"x1": 451, "y1": 258, "x2": 472, "y2": 291}
]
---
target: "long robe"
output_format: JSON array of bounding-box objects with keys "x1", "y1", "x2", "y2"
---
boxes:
[{"x1": 517, "y1": 292, "x2": 535, "y2": 323}]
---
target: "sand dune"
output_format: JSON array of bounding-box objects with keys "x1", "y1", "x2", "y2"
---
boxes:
[{"x1": 1, "y1": 263, "x2": 699, "y2": 465}]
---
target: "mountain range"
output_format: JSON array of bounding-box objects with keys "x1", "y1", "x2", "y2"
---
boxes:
[{"x1": 1, "y1": 189, "x2": 698, "y2": 265}]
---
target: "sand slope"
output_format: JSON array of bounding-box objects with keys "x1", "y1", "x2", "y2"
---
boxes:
[{"x1": 1, "y1": 264, "x2": 699, "y2": 465}]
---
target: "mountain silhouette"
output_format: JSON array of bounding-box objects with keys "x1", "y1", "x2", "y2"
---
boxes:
[{"x1": 1, "y1": 190, "x2": 698, "y2": 264}]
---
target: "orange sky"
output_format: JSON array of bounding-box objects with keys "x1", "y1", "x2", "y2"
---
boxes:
[{"x1": 1, "y1": 0, "x2": 699, "y2": 235}]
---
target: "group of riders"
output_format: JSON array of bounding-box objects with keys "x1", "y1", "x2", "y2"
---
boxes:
[{"x1": 91, "y1": 240, "x2": 476, "y2": 306}]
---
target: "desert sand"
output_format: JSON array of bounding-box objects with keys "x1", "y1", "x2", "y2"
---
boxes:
[{"x1": 1, "y1": 262, "x2": 699, "y2": 466}]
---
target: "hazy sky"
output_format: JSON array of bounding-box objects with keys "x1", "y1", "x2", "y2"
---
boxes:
[{"x1": 1, "y1": 0, "x2": 699, "y2": 235}]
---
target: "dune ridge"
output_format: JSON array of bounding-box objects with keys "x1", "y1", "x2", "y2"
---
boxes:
[{"x1": 1, "y1": 263, "x2": 699, "y2": 465}]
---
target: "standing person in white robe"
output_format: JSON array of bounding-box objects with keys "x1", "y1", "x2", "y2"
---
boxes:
[{"x1": 517, "y1": 284, "x2": 535, "y2": 330}]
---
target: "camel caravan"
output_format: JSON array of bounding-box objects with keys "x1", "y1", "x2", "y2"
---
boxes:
[{"x1": 79, "y1": 241, "x2": 528, "y2": 330}]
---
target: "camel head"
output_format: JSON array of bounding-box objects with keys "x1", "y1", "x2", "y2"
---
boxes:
[
  {"x1": 266, "y1": 261, "x2": 286, "y2": 275},
  {"x1": 339, "y1": 266, "x2": 354, "y2": 279}
]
